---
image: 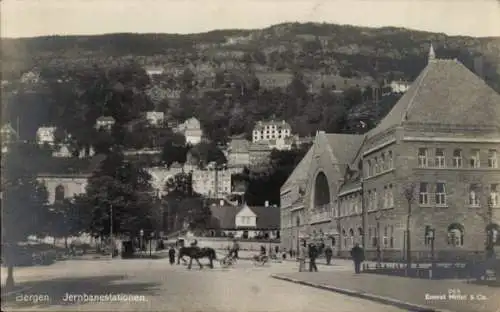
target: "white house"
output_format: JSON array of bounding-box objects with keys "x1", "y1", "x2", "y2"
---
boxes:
[
  {"x1": 208, "y1": 202, "x2": 280, "y2": 239},
  {"x1": 146, "y1": 111, "x2": 165, "y2": 126},
  {"x1": 36, "y1": 126, "x2": 57, "y2": 145},
  {"x1": 95, "y1": 116, "x2": 115, "y2": 130},
  {"x1": 175, "y1": 117, "x2": 203, "y2": 145}
]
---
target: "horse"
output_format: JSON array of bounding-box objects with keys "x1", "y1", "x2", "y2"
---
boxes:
[{"x1": 177, "y1": 247, "x2": 217, "y2": 269}]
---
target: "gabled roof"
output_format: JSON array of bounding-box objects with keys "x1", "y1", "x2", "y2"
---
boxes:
[
  {"x1": 209, "y1": 204, "x2": 239, "y2": 229},
  {"x1": 209, "y1": 204, "x2": 280, "y2": 229},
  {"x1": 281, "y1": 146, "x2": 314, "y2": 191},
  {"x1": 246, "y1": 205, "x2": 280, "y2": 229},
  {"x1": 324, "y1": 133, "x2": 364, "y2": 165},
  {"x1": 228, "y1": 139, "x2": 250, "y2": 153},
  {"x1": 367, "y1": 58, "x2": 500, "y2": 138}
]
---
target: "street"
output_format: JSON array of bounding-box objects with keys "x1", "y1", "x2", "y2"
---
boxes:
[{"x1": 1, "y1": 258, "x2": 406, "y2": 312}]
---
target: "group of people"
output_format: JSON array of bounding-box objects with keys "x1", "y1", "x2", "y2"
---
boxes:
[{"x1": 296, "y1": 240, "x2": 365, "y2": 274}]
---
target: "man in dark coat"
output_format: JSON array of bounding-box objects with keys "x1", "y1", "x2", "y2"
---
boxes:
[
  {"x1": 168, "y1": 246, "x2": 176, "y2": 265},
  {"x1": 308, "y1": 244, "x2": 318, "y2": 272},
  {"x1": 350, "y1": 243, "x2": 365, "y2": 274},
  {"x1": 324, "y1": 246, "x2": 333, "y2": 265}
]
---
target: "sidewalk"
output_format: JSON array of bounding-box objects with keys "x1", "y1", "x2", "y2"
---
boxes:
[{"x1": 271, "y1": 271, "x2": 499, "y2": 312}]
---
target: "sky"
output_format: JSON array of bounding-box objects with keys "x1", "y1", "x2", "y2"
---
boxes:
[{"x1": 2, "y1": 0, "x2": 500, "y2": 38}]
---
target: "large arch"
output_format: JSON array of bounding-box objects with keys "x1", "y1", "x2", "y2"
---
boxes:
[{"x1": 312, "y1": 171, "x2": 331, "y2": 209}]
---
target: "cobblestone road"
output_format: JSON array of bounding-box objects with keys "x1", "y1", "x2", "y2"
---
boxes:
[{"x1": 2, "y1": 259, "x2": 405, "y2": 312}]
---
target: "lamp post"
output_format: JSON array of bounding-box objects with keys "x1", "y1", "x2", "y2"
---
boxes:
[
  {"x1": 109, "y1": 204, "x2": 113, "y2": 260},
  {"x1": 139, "y1": 229, "x2": 144, "y2": 257},
  {"x1": 149, "y1": 232, "x2": 154, "y2": 257},
  {"x1": 425, "y1": 226, "x2": 435, "y2": 269},
  {"x1": 296, "y1": 217, "x2": 300, "y2": 258},
  {"x1": 403, "y1": 183, "x2": 416, "y2": 270}
]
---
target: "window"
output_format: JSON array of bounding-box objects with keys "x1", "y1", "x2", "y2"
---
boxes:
[
  {"x1": 349, "y1": 229, "x2": 355, "y2": 247},
  {"x1": 419, "y1": 182, "x2": 429, "y2": 205},
  {"x1": 418, "y1": 148, "x2": 428, "y2": 167},
  {"x1": 383, "y1": 226, "x2": 389, "y2": 248},
  {"x1": 388, "y1": 151, "x2": 394, "y2": 169},
  {"x1": 435, "y1": 183, "x2": 447, "y2": 206},
  {"x1": 367, "y1": 160, "x2": 372, "y2": 177},
  {"x1": 353, "y1": 196, "x2": 359, "y2": 214},
  {"x1": 447, "y1": 224, "x2": 464, "y2": 247},
  {"x1": 383, "y1": 186, "x2": 388, "y2": 208},
  {"x1": 374, "y1": 157, "x2": 379, "y2": 174},
  {"x1": 488, "y1": 150, "x2": 498, "y2": 168},
  {"x1": 368, "y1": 228, "x2": 372, "y2": 246},
  {"x1": 388, "y1": 185, "x2": 394, "y2": 208},
  {"x1": 54, "y1": 184, "x2": 65, "y2": 202},
  {"x1": 470, "y1": 149, "x2": 480, "y2": 168},
  {"x1": 389, "y1": 226, "x2": 394, "y2": 248},
  {"x1": 380, "y1": 154, "x2": 386, "y2": 171},
  {"x1": 469, "y1": 184, "x2": 480, "y2": 207},
  {"x1": 435, "y1": 148, "x2": 445, "y2": 168},
  {"x1": 452, "y1": 149, "x2": 462, "y2": 168},
  {"x1": 372, "y1": 227, "x2": 378, "y2": 247},
  {"x1": 491, "y1": 184, "x2": 499, "y2": 207},
  {"x1": 342, "y1": 229, "x2": 347, "y2": 247},
  {"x1": 373, "y1": 189, "x2": 378, "y2": 210}
]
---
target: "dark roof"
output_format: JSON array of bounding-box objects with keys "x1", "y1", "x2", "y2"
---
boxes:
[
  {"x1": 281, "y1": 146, "x2": 314, "y2": 191},
  {"x1": 324, "y1": 133, "x2": 364, "y2": 165},
  {"x1": 367, "y1": 58, "x2": 500, "y2": 139},
  {"x1": 209, "y1": 203, "x2": 280, "y2": 230},
  {"x1": 246, "y1": 205, "x2": 280, "y2": 229},
  {"x1": 209, "y1": 204, "x2": 238, "y2": 229}
]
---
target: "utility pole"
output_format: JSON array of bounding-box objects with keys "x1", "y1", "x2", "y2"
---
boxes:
[
  {"x1": 109, "y1": 204, "x2": 113, "y2": 260},
  {"x1": 404, "y1": 183, "x2": 416, "y2": 271}
]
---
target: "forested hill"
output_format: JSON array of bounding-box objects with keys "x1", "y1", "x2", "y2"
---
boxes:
[{"x1": 3, "y1": 22, "x2": 500, "y2": 89}]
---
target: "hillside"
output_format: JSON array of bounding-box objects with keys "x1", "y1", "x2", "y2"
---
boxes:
[{"x1": 3, "y1": 22, "x2": 500, "y2": 90}]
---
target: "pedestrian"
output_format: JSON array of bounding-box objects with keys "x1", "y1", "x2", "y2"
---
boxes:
[
  {"x1": 274, "y1": 245, "x2": 279, "y2": 255},
  {"x1": 230, "y1": 239, "x2": 240, "y2": 259},
  {"x1": 350, "y1": 243, "x2": 365, "y2": 274},
  {"x1": 325, "y1": 245, "x2": 333, "y2": 265},
  {"x1": 308, "y1": 243, "x2": 318, "y2": 272},
  {"x1": 282, "y1": 248, "x2": 287, "y2": 260},
  {"x1": 298, "y1": 240, "x2": 307, "y2": 272},
  {"x1": 260, "y1": 245, "x2": 266, "y2": 256},
  {"x1": 289, "y1": 249, "x2": 293, "y2": 259},
  {"x1": 168, "y1": 245, "x2": 176, "y2": 265}
]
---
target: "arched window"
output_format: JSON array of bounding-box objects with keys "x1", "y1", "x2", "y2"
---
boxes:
[
  {"x1": 447, "y1": 223, "x2": 464, "y2": 247},
  {"x1": 349, "y1": 228, "x2": 355, "y2": 247},
  {"x1": 342, "y1": 229, "x2": 347, "y2": 248},
  {"x1": 357, "y1": 227, "x2": 363, "y2": 237},
  {"x1": 54, "y1": 184, "x2": 65, "y2": 202}
]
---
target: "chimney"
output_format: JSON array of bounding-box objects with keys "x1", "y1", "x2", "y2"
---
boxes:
[{"x1": 265, "y1": 200, "x2": 269, "y2": 207}]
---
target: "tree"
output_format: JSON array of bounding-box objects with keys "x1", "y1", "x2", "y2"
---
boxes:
[
  {"x1": 42, "y1": 198, "x2": 88, "y2": 248},
  {"x1": 160, "y1": 130, "x2": 188, "y2": 166},
  {"x1": 188, "y1": 142, "x2": 227, "y2": 167},
  {"x1": 78, "y1": 150, "x2": 156, "y2": 238},
  {"x1": 1, "y1": 143, "x2": 49, "y2": 289}
]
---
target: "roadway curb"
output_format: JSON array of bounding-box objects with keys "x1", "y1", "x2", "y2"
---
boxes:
[{"x1": 270, "y1": 274, "x2": 455, "y2": 312}]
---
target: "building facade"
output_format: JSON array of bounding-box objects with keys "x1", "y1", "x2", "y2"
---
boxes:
[
  {"x1": 175, "y1": 117, "x2": 203, "y2": 145},
  {"x1": 252, "y1": 120, "x2": 292, "y2": 145},
  {"x1": 226, "y1": 138, "x2": 251, "y2": 167},
  {"x1": 37, "y1": 173, "x2": 90, "y2": 204},
  {"x1": 192, "y1": 167, "x2": 232, "y2": 198},
  {"x1": 36, "y1": 126, "x2": 56, "y2": 145},
  {"x1": 282, "y1": 46, "x2": 500, "y2": 261}
]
